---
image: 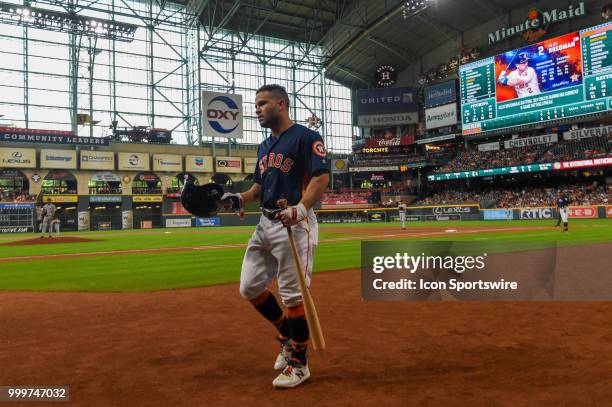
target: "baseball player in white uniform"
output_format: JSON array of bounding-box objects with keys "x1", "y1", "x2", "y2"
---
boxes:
[
  {"x1": 221, "y1": 84, "x2": 329, "y2": 389},
  {"x1": 40, "y1": 198, "x2": 57, "y2": 238},
  {"x1": 497, "y1": 52, "x2": 541, "y2": 98},
  {"x1": 559, "y1": 206, "x2": 569, "y2": 232},
  {"x1": 398, "y1": 200, "x2": 407, "y2": 230}
]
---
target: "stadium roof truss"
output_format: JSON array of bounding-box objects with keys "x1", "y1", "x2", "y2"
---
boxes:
[{"x1": 0, "y1": 0, "x2": 357, "y2": 152}]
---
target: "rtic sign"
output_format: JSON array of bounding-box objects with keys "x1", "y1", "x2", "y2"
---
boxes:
[
  {"x1": 607, "y1": 206, "x2": 612, "y2": 218},
  {"x1": 568, "y1": 206, "x2": 597, "y2": 219},
  {"x1": 520, "y1": 208, "x2": 553, "y2": 219},
  {"x1": 202, "y1": 91, "x2": 243, "y2": 139}
]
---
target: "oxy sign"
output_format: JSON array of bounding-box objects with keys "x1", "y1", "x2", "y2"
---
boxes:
[{"x1": 202, "y1": 91, "x2": 243, "y2": 139}]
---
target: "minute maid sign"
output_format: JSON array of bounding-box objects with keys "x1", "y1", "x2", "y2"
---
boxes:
[{"x1": 488, "y1": 2, "x2": 586, "y2": 45}]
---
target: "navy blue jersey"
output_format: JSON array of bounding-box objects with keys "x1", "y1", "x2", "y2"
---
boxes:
[
  {"x1": 556, "y1": 196, "x2": 570, "y2": 208},
  {"x1": 253, "y1": 123, "x2": 329, "y2": 209}
]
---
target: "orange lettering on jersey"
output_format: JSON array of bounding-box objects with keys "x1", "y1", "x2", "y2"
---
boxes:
[
  {"x1": 274, "y1": 153, "x2": 283, "y2": 168},
  {"x1": 280, "y1": 158, "x2": 294, "y2": 173},
  {"x1": 268, "y1": 152, "x2": 275, "y2": 168}
]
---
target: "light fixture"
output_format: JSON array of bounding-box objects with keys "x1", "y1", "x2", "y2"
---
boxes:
[
  {"x1": 0, "y1": 1, "x2": 138, "y2": 42},
  {"x1": 402, "y1": 0, "x2": 429, "y2": 18}
]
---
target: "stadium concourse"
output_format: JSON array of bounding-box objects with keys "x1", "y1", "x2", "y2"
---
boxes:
[{"x1": 1, "y1": 0, "x2": 612, "y2": 405}]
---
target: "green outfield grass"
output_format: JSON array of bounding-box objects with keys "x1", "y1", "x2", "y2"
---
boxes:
[{"x1": 0, "y1": 219, "x2": 610, "y2": 291}]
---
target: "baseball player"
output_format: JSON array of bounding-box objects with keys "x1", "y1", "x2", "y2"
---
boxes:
[
  {"x1": 398, "y1": 199, "x2": 407, "y2": 230},
  {"x1": 556, "y1": 193, "x2": 571, "y2": 232},
  {"x1": 497, "y1": 52, "x2": 541, "y2": 98},
  {"x1": 50, "y1": 211, "x2": 61, "y2": 237},
  {"x1": 40, "y1": 198, "x2": 57, "y2": 238},
  {"x1": 222, "y1": 84, "x2": 329, "y2": 388}
]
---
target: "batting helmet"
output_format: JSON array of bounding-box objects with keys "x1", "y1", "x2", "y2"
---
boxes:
[{"x1": 180, "y1": 182, "x2": 224, "y2": 217}]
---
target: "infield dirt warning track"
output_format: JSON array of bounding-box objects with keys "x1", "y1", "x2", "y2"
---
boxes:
[{"x1": 0, "y1": 243, "x2": 610, "y2": 406}]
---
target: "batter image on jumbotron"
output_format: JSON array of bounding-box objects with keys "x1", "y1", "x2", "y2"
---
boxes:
[
  {"x1": 495, "y1": 32, "x2": 582, "y2": 102},
  {"x1": 461, "y1": 21, "x2": 611, "y2": 135}
]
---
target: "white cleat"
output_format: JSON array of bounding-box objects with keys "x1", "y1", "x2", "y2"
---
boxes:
[
  {"x1": 274, "y1": 339, "x2": 292, "y2": 370},
  {"x1": 273, "y1": 360, "x2": 310, "y2": 389}
]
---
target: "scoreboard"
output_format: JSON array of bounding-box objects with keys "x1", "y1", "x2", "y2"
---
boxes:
[
  {"x1": 0, "y1": 203, "x2": 35, "y2": 233},
  {"x1": 461, "y1": 22, "x2": 612, "y2": 136}
]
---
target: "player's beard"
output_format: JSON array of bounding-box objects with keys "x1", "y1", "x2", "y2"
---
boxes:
[{"x1": 258, "y1": 108, "x2": 280, "y2": 128}]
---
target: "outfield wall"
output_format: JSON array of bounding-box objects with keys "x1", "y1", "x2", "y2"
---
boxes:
[{"x1": 1, "y1": 203, "x2": 611, "y2": 233}]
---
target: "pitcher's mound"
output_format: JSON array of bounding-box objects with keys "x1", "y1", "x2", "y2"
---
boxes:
[{"x1": 2, "y1": 237, "x2": 102, "y2": 246}]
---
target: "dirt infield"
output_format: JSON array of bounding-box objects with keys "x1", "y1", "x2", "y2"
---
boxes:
[
  {"x1": 0, "y1": 244, "x2": 610, "y2": 406},
  {"x1": 1, "y1": 236, "x2": 102, "y2": 246}
]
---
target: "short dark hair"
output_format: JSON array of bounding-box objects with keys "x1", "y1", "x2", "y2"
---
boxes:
[{"x1": 256, "y1": 84, "x2": 290, "y2": 109}]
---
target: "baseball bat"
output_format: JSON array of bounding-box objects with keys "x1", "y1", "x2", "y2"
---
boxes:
[
  {"x1": 277, "y1": 199, "x2": 326, "y2": 351},
  {"x1": 506, "y1": 49, "x2": 520, "y2": 70}
]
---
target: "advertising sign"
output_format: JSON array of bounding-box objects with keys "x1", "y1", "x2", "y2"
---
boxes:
[
  {"x1": 607, "y1": 206, "x2": 612, "y2": 218},
  {"x1": 504, "y1": 134, "x2": 558, "y2": 149},
  {"x1": 425, "y1": 103, "x2": 457, "y2": 129},
  {"x1": 416, "y1": 133, "x2": 457, "y2": 144},
  {"x1": 215, "y1": 157, "x2": 242, "y2": 174},
  {"x1": 91, "y1": 172, "x2": 121, "y2": 182},
  {"x1": 568, "y1": 206, "x2": 598, "y2": 218},
  {"x1": 118, "y1": 152, "x2": 149, "y2": 171},
  {"x1": 185, "y1": 155, "x2": 213, "y2": 173},
  {"x1": 40, "y1": 149, "x2": 77, "y2": 169},
  {"x1": 165, "y1": 218, "x2": 193, "y2": 228},
  {"x1": 425, "y1": 214, "x2": 461, "y2": 221},
  {"x1": 48, "y1": 195, "x2": 78, "y2": 203},
  {"x1": 196, "y1": 217, "x2": 221, "y2": 227},
  {"x1": 202, "y1": 91, "x2": 243, "y2": 139},
  {"x1": 132, "y1": 195, "x2": 163, "y2": 202},
  {"x1": 0, "y1": 147, "x2": 36, "y2": 168},
  {"x1": 244, "y1": 157, "x2": 258, "y2": 174},
  {"x1": 553, "y1": 156, "x2": 612, "y2": 170},
  {"x1": 519, "y1": 208, "x2": 553, "y2": 219},
  {"x1": 78, "y1": 211, "x2": 90, "y2": 231},
  {"x1": 483, "y1": 209, "x2": 514, "y2": 220},
  {"x1": 0, "y1": 127, "x2": 109, "y2": 145},
  {"x1": 424, "y1": 80, "x2": 456, "y2": 108},
  {"x1": 90, "y1": 195, "x2": 122, "y2": 203},
  {"x1": 122, "y1": 210, "x2": 133, "y2": 229},
  {"x1": 80, "y1": 151, "x2": 115, "y2": 170},
  {"x1": 367, "y1": 212, "x2": 386, "y2": 222},
  {"x1": 478, "y1": 141, "x2": 501, "y2": 152},
  {"x1": 564, "y1": 124, "x2": 612, "y2": 140},
  {"x1": 332, "y1": 159, "x2": 349, "y2": 173},
  {"x1": 356, "y1": 87, "x2": 418, "y2": 126},
  {"x1": 153, "y1": 154, "x2": 182, "y2": 172},
  {"x1": 461, "y1": 22, "x2": 611, "y2": 136}
]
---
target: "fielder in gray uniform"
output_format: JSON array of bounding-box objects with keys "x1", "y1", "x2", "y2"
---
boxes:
[
  {"x1": 398, "y1": 199, "x2": 407, "y2": 230},
  {"x1": 40, "y1": 198, "x2": 57, "y2": 238}
]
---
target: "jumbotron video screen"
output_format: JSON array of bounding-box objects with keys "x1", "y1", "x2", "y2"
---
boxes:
[{"x1": 460, "y1": 21, "x2": 612, "y2": 136}]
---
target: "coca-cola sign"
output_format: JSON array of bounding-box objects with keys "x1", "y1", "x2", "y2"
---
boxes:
[{"x1": 365, "y1": 135, "x2": 415, "y2": 148}]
